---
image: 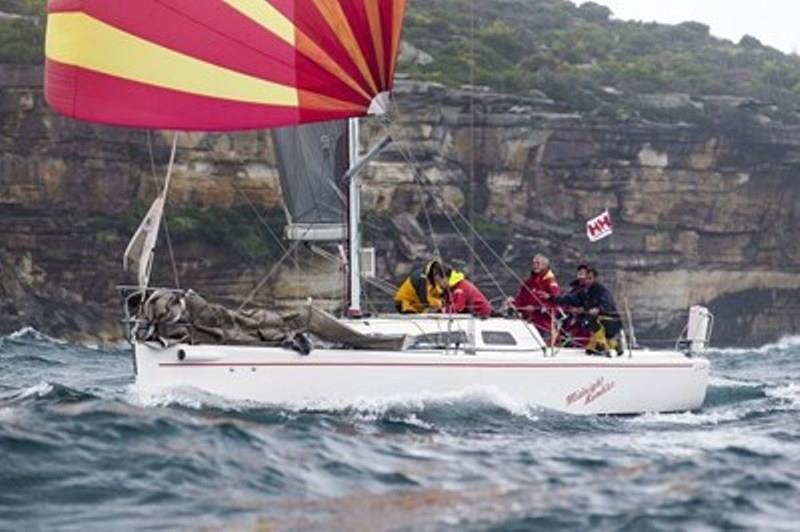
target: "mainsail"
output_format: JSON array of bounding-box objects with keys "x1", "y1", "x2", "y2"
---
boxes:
[
  {"x1": 44, "y1": 0, "x2": 407, "y2": 131},
  {"x1": 272, "y1": 121, "x2": 349, "y2": 241}
]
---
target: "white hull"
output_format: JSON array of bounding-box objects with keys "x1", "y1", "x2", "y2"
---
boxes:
[{"x1": 133, "y1": 316, "x2": 709, "y2": 415}]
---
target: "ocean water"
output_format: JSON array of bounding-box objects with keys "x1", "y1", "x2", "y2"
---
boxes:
[{"x1": 1, "y1": 328, "x2": 798, "y2": 531}]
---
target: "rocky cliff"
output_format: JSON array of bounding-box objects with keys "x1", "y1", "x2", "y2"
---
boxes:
[{"x1": 1, "y1": 66, "x2": 798, "y2": 345}]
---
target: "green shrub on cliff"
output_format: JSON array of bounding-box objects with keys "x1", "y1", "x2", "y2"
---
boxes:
[
  {"x1": 0, "y1": 18, "x2": 42, "y2": 64},
  {"x1": 0, "y1": 0, "x2": 45, "y2": 64},
  {"x1": 405, "y1": 0, "x2": 800, "y2": 123},
  {"x1": 168, "y1": 206, "x2": 286, "y2": 262},
  {"x1": 5, "y1": 0, "x2": 800, "y2": 123}
]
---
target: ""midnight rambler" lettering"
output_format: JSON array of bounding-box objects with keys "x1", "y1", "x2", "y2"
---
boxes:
[{"x1": 566, "y1": 377, "x2": 616, "y2": 406}]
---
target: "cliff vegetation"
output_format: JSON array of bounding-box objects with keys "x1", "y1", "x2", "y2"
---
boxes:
[
  {"x1": 7, "y1": 0, "x2": 800, "y2": 125},
  {"x1": 0, "y1": 0, "x2": 44, "y2": 64},
  {"x1": 403, "y1": 0, "x2": 800, "y2": 124}
]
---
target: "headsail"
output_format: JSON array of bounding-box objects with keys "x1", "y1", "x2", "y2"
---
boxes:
[
  {"x1": 124, "y1": 133, "x2": 179, "y2": 289},
  {"x1": 44, "y1": 0, "x2": 408, "y2": 131},
  {"x1": 272, "y1": 121, "x2": 349, "y2": 241},
  {"x1": 123, "y1": 193, "x2": 165, "y2": 288}
]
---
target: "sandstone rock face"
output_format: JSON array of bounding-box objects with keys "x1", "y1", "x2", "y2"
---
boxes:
[{"x1": 1, "y1": 69, "x2": 798, "y2": 346}]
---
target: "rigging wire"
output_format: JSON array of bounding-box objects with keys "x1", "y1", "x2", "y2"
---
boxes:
[
  {"x1": 234, "y1": 192, "x2": 353, "y2": 312},
  {"x1": 236, "y1": 239, "x2": 302, "y2": 312},
  {"x1": 381, "y1": 98, "x2": 550, "y2": 312},
  {"x1": 378, "y1": 118, "x2": 509, "y2": 300},
  {"x1": 234, "y1": 185, "x2": 302, "y2": 271},
  {"x1": 236, "y1": 187, "x2": 287, "y2": 254},
  {"x1": 415, "y1": 166, "x2": 441, "y2": 259},
  {"x1": 381, "y1": 75, "x2": 550, "y2": 305},
  {"x1": 380, "y1": 106, "x2": 440, "y2": 259},
  {"x1": 146, "y1": 130, "x2": 181, "y2": 289},
  {"x1": 308, "y1": 244, "x2": 396, "y2": 293},
  {"x1": 468, "y1": 0, "x2": 477, "y2": 274}
]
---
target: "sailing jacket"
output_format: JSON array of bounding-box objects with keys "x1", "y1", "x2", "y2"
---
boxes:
[
  {"x1": 556, "y1": 281, "x2": 618, "y2": 317},
  {"x1": 442, "y1": 271, "x2": 492, "y2": 318},
  {"x1": 567, "y1": 279, "x2": 583, "y2": 296},
  {"x1": 394, "y1": 265, "x2": 443, "y2": 313},
  {"x1": 512, "y1": 269, "x2": 560, "y2": 321}
]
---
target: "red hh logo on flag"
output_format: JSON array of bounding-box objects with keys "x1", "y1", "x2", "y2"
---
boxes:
[{"x1": 586, "y1": 210, "x2": 613, "y2": 242}]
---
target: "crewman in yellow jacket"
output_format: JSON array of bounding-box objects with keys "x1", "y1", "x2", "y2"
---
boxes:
[{"x1": 393, "y1": 260, "x2": 445, "y2": 313}]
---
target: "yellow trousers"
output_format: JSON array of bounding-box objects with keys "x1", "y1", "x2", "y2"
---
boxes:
[{"x1": 586, "y1": 317, "x2": 618, "y2": 353}]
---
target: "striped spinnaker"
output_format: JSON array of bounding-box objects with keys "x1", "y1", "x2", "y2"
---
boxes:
[{"x1": 44, "y1": 0, "x2": 407, "y2": 131}]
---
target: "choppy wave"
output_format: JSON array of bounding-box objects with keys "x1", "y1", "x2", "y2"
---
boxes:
[
  {"x1": 1, "y1": 329, "x2": 799, "y2": 530},
  {"x1": 708, "y1": 334, "x2": 800, "y2": 355},
  {"x1": 1, "y1": 381, "x2": 100, "y2": 406},
  {"x1": 137, "y1": 385, "x2": 542, "y2": 421},
  {"x1": 5, "y1": 326, "x2": 67, "y2": 345}
]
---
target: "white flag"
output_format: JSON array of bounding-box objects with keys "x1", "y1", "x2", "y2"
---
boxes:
[
  {"x1": 586, "y1": 209, "x2": 613, "y2": 242},
  {"x1": 123, "y1": 193, "x2": 165, "y2": 288}
]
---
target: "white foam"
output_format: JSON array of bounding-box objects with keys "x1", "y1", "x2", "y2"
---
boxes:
[
  {"x1": 80, "y1": 340, "x2": 130, "y2": 351},
  {"x1": 127, "y1": 385, "x2": 240, "y2": 411},
  {"x1": 0, "y1": 407, "x2": 18, "y2": 423},
  {"x1": 708, "y1": 375, "x2": 760, "y2": 388},
  {"x1": 766, "y1": 382, "x2": 800, "y2": 408},
  {"x1": 123, "y1": 384, "x2": 542, "y2": 422},
  {"x1": 710, "y1": 335, "x2": 800, "y2": 356},
  {"x1": 629, "y1": 378, "x2": 798, "y2": 429},
  {"x1": 7, "y1": 326, "x2": 67, "y2": 345},
  {"x1": 277, "y1": 386, "x2": 541, "y2": 421},
  {"x1": 14, "y1": 381, "x2": 55, "y2": 399},
  {"x1": 604, "y1": 420, "x2": 796, "y2": 459},
  {"x1": 631, "y1": 408, "x2": 742, "y2": 426}
]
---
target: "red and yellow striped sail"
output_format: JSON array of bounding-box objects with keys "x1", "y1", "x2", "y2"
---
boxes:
[{"x1": 44, "y1": 0, "x2": 407, "y2": 131}]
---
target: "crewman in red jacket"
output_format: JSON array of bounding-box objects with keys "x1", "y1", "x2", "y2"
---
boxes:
[
  {"x1": 507, "y1": 254, "x2": 561, "y2": 338},
  {"x1": 436, "y1": 268, "x2": 493, "y2": 318}
]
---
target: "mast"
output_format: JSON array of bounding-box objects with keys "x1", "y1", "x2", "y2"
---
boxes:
[{"x1": 347, "y1": 117, "x2": 362, "y2": 315}]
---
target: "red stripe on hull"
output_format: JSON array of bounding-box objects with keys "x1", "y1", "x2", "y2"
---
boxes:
[{"x1": 158, "y1": 362, "x2": 696, "y2": 369}]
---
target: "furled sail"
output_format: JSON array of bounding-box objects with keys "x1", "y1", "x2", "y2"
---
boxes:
[
  {"x1": 123, "y1": 192, "x2": 165, "y2": 288},
  {"x1": 272, "y1": 121, "x2": 349, "y2": 240},
  {"x1": 44, "y1": 0, "x2": 407, "y2": 131}
]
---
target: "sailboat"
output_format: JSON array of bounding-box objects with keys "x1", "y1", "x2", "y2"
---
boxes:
[{"x1": 43, "y1": 1, "x2": 711, "y2": 415}]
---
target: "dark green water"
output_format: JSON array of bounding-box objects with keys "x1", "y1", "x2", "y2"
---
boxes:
[{"x1": 1, "y1": 328, "x2": 798, "y2": 531}]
